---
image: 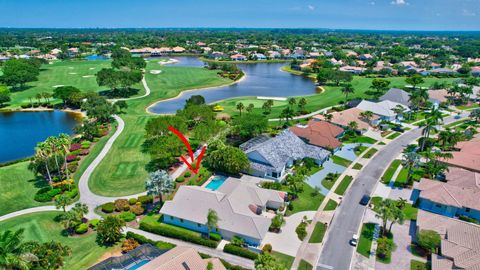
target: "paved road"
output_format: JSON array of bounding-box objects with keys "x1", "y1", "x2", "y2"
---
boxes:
[
  {"x1": 317, "y1": 112, "x2": 469, "y2": 270},
  {"x1": 125, "y1": 228, "x2": 254, "y2": 269}
]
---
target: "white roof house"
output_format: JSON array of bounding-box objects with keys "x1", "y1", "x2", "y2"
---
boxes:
[
  {"x1": 160, "y1": 178, "x2": 286, "y2": 244},
  {"x1": 356, "y1": 100, "x2": 409, "y2": 120}
]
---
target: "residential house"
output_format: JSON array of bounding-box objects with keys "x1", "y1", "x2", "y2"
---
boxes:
[
  {"x1": 171, "y1": 46, "x2": 186, "y2": 53},
  {"x1": 359, "y1": 53, "x2": 373, "y2": 60},
  {"x1": 339, "y1": 65, "x2": 366, "y2": 74},
  {"x1": 313, "y1": 107, "x2": 379, "y2": 133},
  {"x1": 400, "y1": 61, "x2": 418, "y2": 69},
  {"x1": 160, "y1": 178, "x2": 286, "y2": 246},
  {"x1": 240, "y1": 130, "x2": 330, "y2": 180},
  {"x1": 230, "y1": 54, "x2": 247, "y2": 61},
  {"x1": 414, "y1": 167, "x2": 480, "y2": 221},
  {"x1": 356, "y1": 100, "x2": 409, "y2": 121},
  {"x1": 379, "y1": 88, "x2": 412, "y2": 107},
  {"x1": 428, "y1": 68, "x2": 457, "y2": 75},
  {"x1": 267, "y1": 51, "x2": 281, "y2": 59},
  {"x1": 289, "y1": 120, "x2": 345, "y2": 151},
  {"x1": 440, "y1": 139, "x2": 480, "y2": 173},
  {"x1": 428, "y1": 89, "x2": 450, "y2": 106},
  {"x1": 309, "y1": 52, "x2": 321, "y2": 58},
  {"x1": 208, "y1": 51, "x2": 226, "y2": 60},
  {"x1": 329, "y1": 58, "x2": 343, "y2": 66},
  {"x1": 251, "y1": 53, "x2": 266, "y2": 60},
  {"x1": 471, "y1": 66, "x2": 480, "y2": 77},
  {"x1": 416, "y1": 210, "x2": 480, "y2": 270}
]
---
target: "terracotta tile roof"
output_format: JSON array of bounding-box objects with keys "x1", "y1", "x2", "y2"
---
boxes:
[
  {"x1": 312, "y1": 108, "x2": 376, "y2": 131},
  {"x1": 417, "y1": 210, "x2": 480, "y2": 270},
  {"x1": 139, "y1": 246, "x2": 226, "y2": 270},
  {"x1": 428, "y1": 89, "x2": 450, "y2": 103},
  {"x1": 289, "y1": 120, "x2": 344, "y2": 149},
  {"x1": 441, "y1": 140, "x2": 480, "y2": 172}
]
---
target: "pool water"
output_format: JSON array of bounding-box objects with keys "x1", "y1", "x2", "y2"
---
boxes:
[
  {"x1": 205, "y1": 175, "x2": 227, "y2": 190},
  {"x1": 128, "y1": 259, "x2": 150, "y2": 270}
]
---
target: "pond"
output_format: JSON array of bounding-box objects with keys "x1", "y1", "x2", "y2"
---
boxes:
[
  {"x1": 85, "y1": 54, "x2": 110, "y2": 61},
  {"x1": 0, "y1": 111, "x2": 82, "y2": 163},
  {"x1": 147, "y1": 57, "x2": 319, "y2": 114}
]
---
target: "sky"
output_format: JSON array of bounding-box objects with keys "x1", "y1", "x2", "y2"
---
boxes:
[{"x1": 0, "y1": 0, "x2": 479, "y2": 31}]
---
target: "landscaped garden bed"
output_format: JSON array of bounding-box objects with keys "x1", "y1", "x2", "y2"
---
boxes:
[{"x1": 357, "y1": 223, "x2": 375, "y2": 257}]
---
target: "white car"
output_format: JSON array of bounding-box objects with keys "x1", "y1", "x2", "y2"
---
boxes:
[{"x1": 350, "y1": 234, "x2": 359, "y2": 246}]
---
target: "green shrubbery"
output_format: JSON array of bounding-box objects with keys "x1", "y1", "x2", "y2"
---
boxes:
[
  {"x1": 126, "y1": 231, "x2": 176, "y2": 250},
  {"x1": 209, "y1": 232, "x2": 222, "y2": 241},
  {"x1": 89, "y1": 219, "x2": 100, "y2": 229},
  {"x1": 223, "y1": 244, "x2": 258, "y2": 260},
  {"x1": 101, "y1": 202, "x2": 115, "y2": 213},
  {"x1": 119, "y1": 211, "x2": 136, "y2": 222},
  {"x1": 128, "y1": 198, "x2": 137, "y2": 205},
  {"x1": 75, "y1": 223, "x2": 88, "y2": 234},
  {"x1": 296, "y1": 221, "x2": 308, "y2": 240},
  {"x1": 138, "y1": 195, "x2": 153, "y2": 205},
  {"x1": 34, "y1": 187, "x2": 62, "y2": 202},
  {"x1": 139, "y1": 221, "x2": 219, "y2": 248},
  {"x1": 175, "y1": 176, "x2": 185, "y2": 183}
]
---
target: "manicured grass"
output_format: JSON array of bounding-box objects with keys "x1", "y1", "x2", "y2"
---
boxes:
[
  {"x1": 357, "y1": 223, "x2": 375, "y2": 258},
  {"x1": 334, "y1": 175, "x2": 354, "y2": 195},
  {"x1": 386, "y1": 132, "x2": 401, "y2": 140},
  {"x1": 443, "y1": 118, "x2": 469, "y2": 129},
  {"x1": 271, "y1": 251, "x2": 295, "y2": 269},
  {"x1": 354, "y1": 145, "x2": 368, "y2": 156},
  {"x1": 362, "y1": 148, "x2": 378, "y2": 159},
  {"x1": 309, "y1": 222, "x2": 327, "y2": 243},
  {"x1": 324, "y1": 199, "x2": 338, "y2": 211},
  {"x1": 331, "y1": 155, "x2": 352, "y2": 167},
  {"x1": 381, "y1": 160, "x2": 401, "y2": 184},
  {"x1": 89, "y1": 62, "x2": 232, "y2": 196},
  {"x1": 410, "y1": 260, "x2": 428, "y2": 270},
  {"x1": 352, "y1": 163, "x2": 363, "y2": 170},
  {"x1": 403, "y1": 203, "x2": 419, "y2": 220},
  {"x1": 321, "y1": 173, "x2": 341, "y2": 190},
  {"x1": 0, "y1": 212, "x2": 117, "y2": 270},
  {"x1": 217, "y1": 75, "x2": 457, "y2": 119},
  {"x1": 298, "y1": 259, "x2": 313, "y2": 270},
  {"x1": 456, "y1": 103, "x2": 480, "y2": 110},
  {"x1": 4, "y1": 60, "x2": 144, "y2": 109},
  {"x1": 394, "y1": 167, "x2": 409, "y2": 186},
  {"x1": 283, "y1": 183, "x2": 325, "y2": 215},
  {"x1": 0, "y1": 161, "x2": 52, "y2": 216},
  {"x1": 342, "y1": 135, "x2": 377, "y2": 145}
]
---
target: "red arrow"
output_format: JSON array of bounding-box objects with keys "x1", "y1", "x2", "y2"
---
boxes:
[{"x1": 168, "y1": 126, "x2": 206, "y2": 174}]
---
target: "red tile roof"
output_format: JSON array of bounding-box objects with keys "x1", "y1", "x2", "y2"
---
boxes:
[
  {"x1": 441, "y1": 140, "x2": 480, "y2": 172},
  {"x1": 289, "y1": 120, "x2": 344, "y2": 149}
]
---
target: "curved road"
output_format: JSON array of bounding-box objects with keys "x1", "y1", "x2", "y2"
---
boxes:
[{"x1": 317, "y1": 112, "x2": 470, "y2": 270}]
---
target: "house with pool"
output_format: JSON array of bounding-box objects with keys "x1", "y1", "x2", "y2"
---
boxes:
[
  {"x1": 159, "y1": 178, "x2": 286, "y2": 246},
  {"x1": 240, "y1": 130, "x2": 331, "y2": 180}
]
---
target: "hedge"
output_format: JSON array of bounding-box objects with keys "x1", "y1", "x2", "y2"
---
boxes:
[
  {"x1": 102, "y1": 202, "x2": 115, "y2": 213},
  {"x1": 126, "y1": 231, "x2": 176, "y2": 250},
  {"x1": 75, "y1": 223, "x2": 88, "y2": 234},
  {"x1": 138, "y1": 195, "x2": 153, "y2": 205},
  {"x1": 223, "y1": 244, "x2": 258, "y2": 260},
  {"x1": 209, "y1": 232, "x2": 222, "y2": 241},
  {"x1": 119, "y1": 211, "x2": 136, "y2": 222},
  {"x1": 139, "y1": 222, "x2": 218, "y2": 248}
]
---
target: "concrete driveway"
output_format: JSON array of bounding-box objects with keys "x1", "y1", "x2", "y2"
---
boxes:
[
  {"x1": 307, "y1": 159, "x2": 346, "y2": 195},
  {"x1": 262, "y1": 211, "x2": 316, "y2": 256},
  {"x1": 336, "y1": 143, "x2": 372, "y2": 161}
]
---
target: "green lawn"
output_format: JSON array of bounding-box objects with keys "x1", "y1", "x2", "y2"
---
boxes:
[
  {"x1": 456, "y1": 103, "x2": 480, "y2": 110},
  {"x1": 342, "y1": 135, "x2": 377, "y2": 145},
  {"x1": 381, "y1": 160, "x2": 402, "y2": 184},
  {"x1": 334, "y1": 175, "x2": 354, "y2": 195},
  {"x1": 352, "y1": 163, "x2": 363, "y2": 170},
  {"x1": 271, "y1": 251, "x2": 295, "y2": 269},
  {"x1": 283, "y1": 183, "x2": 325, "y2": 215},
  {"x1": 331, "y1": 155, "x2": 352, "y2": 167},
  {"x1": 321, "y1": 173, "x2": 341, "y2": 190},
  {"x1": 410, "y1": 260, "x2": 428, "y2": 270},
  {"x1": 216, "y1": 75, "x2": 457, "y2": 119},
  {"x1": 443, "y1": 118, "x2": 469, "y2": 129},
  {"x1": 89, "y1": 62, "x2": 232, "y2": 196},
  {"x1": 0, "y1": 212, "x2": 117, "y2": 270},
  {"x1": 4, "y1": 60, "x2": 145, "y2": 109},
  {"x1": 404, "y1": 203, "x2": 419, "y2": 220},
  {"x1": 324, "y1": 199, "x2": 338, "y2": 211},
  {"x1": 309, "y1": 222, "x2": 327, "y2": 244},
  {"x1": 357, "y1": 223, "x2": 376, "y2": 258},
  {"x1": 387, "y1": 132, "x2": 401, "y2": 140},
  {"x1": 298, "y1": 259, "x2": 313, "y2": 270},
  {"x1": 394, "y1": 167, "x2": 409, "y2": 186},
  {"x1": 0, "y1": 162, "x2": 52, "y2": 216},
  {"x1": 362, "y1": 148, "x2": 378, "y2": 159},
  {"x1": 353, "y1": 145, "x2": 368, "y2": 156}
]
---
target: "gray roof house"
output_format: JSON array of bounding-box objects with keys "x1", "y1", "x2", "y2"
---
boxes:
[
  {"x1": 240, "y1": 130, "x2": 331, "y2": 180},
  {"x1": 356, "y1": 100, "x2": 410, "y2": 121},
  {"x1": 379, "y1": 88, "x2": 411, "y2": 107},
  {"x1": 160, "y1": 178, "x2": 286, "y2": 246}
]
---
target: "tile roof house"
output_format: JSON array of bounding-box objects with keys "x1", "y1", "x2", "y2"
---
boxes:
[
  {"x1": 414, "y1": 167, "x2": 480, "y2": 221},
  {"x1": 289, "y1": 120, "x2": 344, "y2": 150},
  {"x1": 339, "y1": 65, "x2": 366, "y2": 74},
  {"x1": 240, "y1": 130, "x2": 331, "y2": 180},
  {"x1": 312, "y1": 107, "x2": 378, "y2": 132},
  {"x1": 416, "y1": 210, "x2": 480, "y2": 270},
  {"x1": 440, "y1": 140, "x2": 480, "y2": 173},
  {"x1": 230, "y1": 54, "x2": 247, "y2": 61},
  {"x1": 138, "y1": 246, "x2": 226, "y2": 270},
  {"x1": 379, "y1": 88, "x2": 412, "y2": 107},
  {"x1": 160, "y1": 178, "x2": 286, "y2": 246},
  {"x1": 356, "y1": 100, "x2": 409, "y2": 121},
  {"x1": 428, "y1": 89, "x2": 450, "y2": 105}
]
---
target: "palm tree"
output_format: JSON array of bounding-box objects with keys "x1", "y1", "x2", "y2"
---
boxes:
[
  {"x1": 71, "y1": 203, "x2": 88, "y2": 220},
  {"x1": 41, "y1": 92, "x2": 52, "y2": 104},
  {"x1": 236, "y1": 102, "x2": 245, "y2": 116},
  {"x1": 0, "y1": 229, "x2": 36, "y2": 270},
  {"x1": 35, "y1": 93, "x2": 42, "y2": 103},
  {"x1": 145, "y1": 170, "x2": 175, "y2": 206},
  {"x1": 347, "y1": 121, "x2": 358, "y2": 131},
  {"x1": 46, "y1": 136, "x2": 61, "y2": 175},
  {"x1": 420, "y1": 117, "x2": 440, "y2": 151},
  {"x1": 402, "y1": 151, "x2": 420, "y2": 186},
  {"x1": 388, "y1": 204, "x2": 405, "y2": 233},
  {"x1": 206, "y1": 209, "x2": 219, "y2": 239},
  {"x1": 437, "y1": 130, "x2": 461, "y2": 150},
  {"x1": 298, "y1": 98, "x2": 307, "y2": 112},
  {"x1": 360, "y1": 111, "x2": 374, "y2": 123},
  {"x1": 288, "y1": 97, "x2": 296, "y2": 108},
  {"x1": 246, "y1": 103, "x2": 254, "y2": 113},
  {"x1": 262, "y1": 101, "x2": 273, "y2": 114},
  {"x1": 55, "y1": 194, "x2": 72, "y2": 212},
  {"x1": 375, "y1": 199, "x2": 393, "y2": 236},
  {"x1": 59, "y1": 211, "x2": 78, "y2": 233},
  {"x1": 392, "y1": 105, "x2": 406, "y2": 120},
  {"x1": 323, "y1": 112, "x2": 333, "y2": 122},
  {"x1": 280, "y1": 107, "x2": 294, "y2": 123},
  {"x1": 341, "y1": 84, "x2": 355, "y2": 104},
  {"x1": 34, "y1": 143, "x2": 52, "y2": 182},
  {"x1": 58, "y1": 134, "x2": 72, "y2": 180}
]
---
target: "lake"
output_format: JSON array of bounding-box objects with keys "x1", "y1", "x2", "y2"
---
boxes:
[
  {"x1": 147, "y1": 57, "x2": 319, "y2": 114},
  {"x1": 0, "y1": 111, "x2": 82, "y2": 163}
]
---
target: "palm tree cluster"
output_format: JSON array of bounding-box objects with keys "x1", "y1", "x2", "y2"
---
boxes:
[
  {"x1": 29, "y1": 134, "x2": 72, "y2": 183},
  {"x1": 447, "y1": 84, "x2": 473, "y2": 105},
  {"x1": 375, "y1": 198, "x2": 406, "y2": 236},
  {"x1": 419, "y1": 106, "x2": 443, "y2": 151},
  {"x1": 59, "y1": 203, "x2": 89, "y2": 235}
]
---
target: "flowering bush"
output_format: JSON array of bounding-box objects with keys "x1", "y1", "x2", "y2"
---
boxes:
[
  {"x1": 80, "y1": 149, "x2": 90, "y2": 156},
  {"x1": 70, "y1": 143, "x2": 82, "y2": 151},
  {"x1": 121, "y1": 238, "x2": 139, "y2": 253},
  {"x1": 66, "y1": 154, "x2": 78, "y2": 162}
]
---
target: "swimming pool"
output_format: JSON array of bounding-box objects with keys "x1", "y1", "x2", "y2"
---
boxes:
[
  {"x1": 205, "y1": 175, "x2": 227, "y2": 190},
  {"x1": 127, "y1": 259, "x2": 150, "y2": 270}
]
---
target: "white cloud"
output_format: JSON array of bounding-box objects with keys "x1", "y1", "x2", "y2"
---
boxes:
[
  {"x1": 369, "y1": 1, "x2": 376, "y2": 5},
  {"x1": 307, "y1": 5, "x2": 315, "y2": 10},
  {"x1": 462, "y1": 9, "x2": 476, "y2": 16},
  {"x1": 391, "y1": 0, "x2": 408, "y2": 5}
]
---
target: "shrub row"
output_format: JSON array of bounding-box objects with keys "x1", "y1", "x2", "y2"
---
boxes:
[
  {"x1": 139, "y1": 222, "x2": 218, "y2": 248},
  {"x1": 223, "y1": 244, "x2": 258, "y2": 260},
  {"x1": 126, "y1": 231, "x2": 176, "y2": 250},
  {"x1": 34, "y1": 187, "x2": 62, "y2": 202},
  {"x1": 209, "y1": 232, "x2": 222, "y2": 241}
]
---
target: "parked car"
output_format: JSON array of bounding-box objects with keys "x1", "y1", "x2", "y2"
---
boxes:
[
  {"x1": 392, "y1": 126, "x2": 404, "y2": 132},
  {"x1": 454, "y1": 114, "x2": 461, "y2": 119},
  {"x1": 360, "y1": 194, "x2": 370, "y2": 206},
  {"x1": 350, "y1": 234, "x2": 358, "y2": 246}
]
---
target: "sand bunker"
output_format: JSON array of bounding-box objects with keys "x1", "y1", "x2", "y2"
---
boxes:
[
  {"x1": 89, "y1": 67, "x2": 95, "y2": 70},
  {"x1": 82, "y1": 75, "x2": 94, "y2": 78},
  {"x1": 52, "y1": 85, "x2": 64, "y2": 88},
  {"x1": 69, "y1": 72, "x2": 77, "y2": 75},
  {"x1": 150, "y1": 70, "x2": 162, "y2": 74}
]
